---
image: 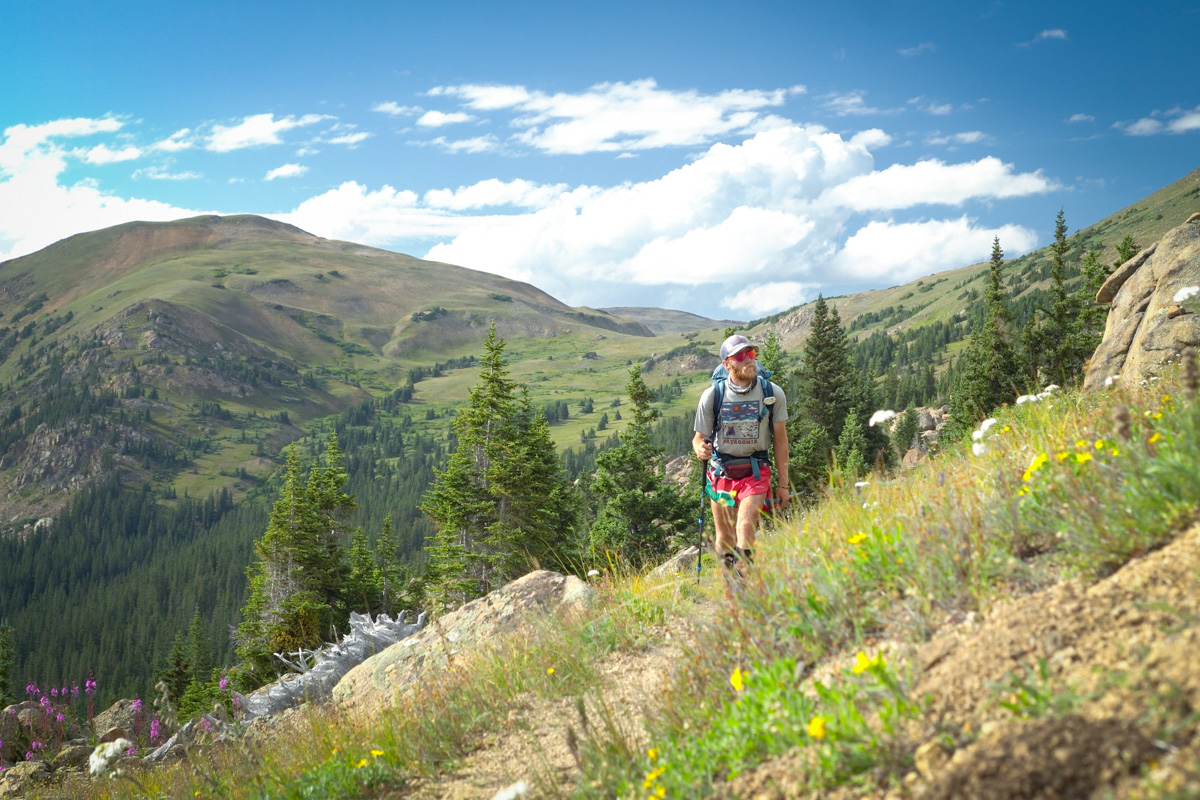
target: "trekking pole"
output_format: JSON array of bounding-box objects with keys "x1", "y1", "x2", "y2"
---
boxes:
[{"x1": 697, "y1": 437, "x2": 711, "y2": 584}]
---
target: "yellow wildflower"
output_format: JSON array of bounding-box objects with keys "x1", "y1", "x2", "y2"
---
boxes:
[
  {"x1": 1075, "y1": 439, "x2": 1087, "y2": 449},
  {"x1": 848, "y1": 532, "x2": 867, "y2": 545},
  {"x1": 852, "y1": 651, "x2": 881, "y2": 674},
  {"x1": 355, "y1": 758, "x2": 368, "y2": 768},
  {"x1": 1001, "y1": 425, "x2": 1011, "y2": 433},
  {"x1": 1022, "y1": 452, "x2": 1048, "y2": 481},
  {"x1": 547, "y1": 667, "x2": 555, "y2": 675},
  {"x1": 655, "y1": 786, "x2": 666, "y2": 798},
  {"x1": 1149, "y1": 432, "x2": 1162, "y2": 444},
  {"x1": 1162, "y1": 394, "x2": 1171, "y2": 404},
  {"x1": 730, "y1": 668, "x2": 744, "y2": 692},
  {"x1": 648, "y1": 748, "x2": 659, "y2": 760},
  {"x1": 370, "y1": 749, "x2": 384, "y2": 758},
  {"x1": 1094, "y1": 439, "x2": 1106, "y2": 450},
  {"x1": 643, "y1": 766, "x2": 666, "y2": 790},
  {"x1": 1110, "y1": 448, "x2": 1120, "y2": 456},
  {"x1": 1056, "y1": 451, "x2": 1070, "y2": 462},
  {"x1": 1074, "y1": 452, "x2": 1093, "y2": 464},
  {"x1": 808, "y1": 715, "x2": 827, "y2": 739},
  {"x1": 1154, "y1": 412, "x2": 1163, "y2": 420}
]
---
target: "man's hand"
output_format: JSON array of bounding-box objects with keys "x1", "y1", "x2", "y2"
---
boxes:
[
  {"x1": 775, "y1": 486, "x2": 790, "y2": 508},
  {"x1": 694, "y1": 436, "x2": 713, "y2": 461}
]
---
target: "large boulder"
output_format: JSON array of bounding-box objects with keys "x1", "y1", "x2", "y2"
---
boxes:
[
  {"x1": 1085, "y1": 214, "x2": 1200, "y2": 391},
  {"x1": 332, "y1": 570, "x2": 594, "y2": 714}
]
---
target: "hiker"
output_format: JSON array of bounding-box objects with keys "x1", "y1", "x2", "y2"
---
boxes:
[{"x1": 692, "y1": 334, "x2": 789, "y2": 573}]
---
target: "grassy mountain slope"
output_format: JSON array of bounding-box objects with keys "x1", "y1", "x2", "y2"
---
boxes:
[{"x1": 599, "y1": 306, "x2": 743, "y2": 335}]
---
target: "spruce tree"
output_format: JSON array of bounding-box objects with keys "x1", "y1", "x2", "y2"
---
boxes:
[
  {"x1": 835, "y1": 406, "x2": 869, "y2": 481},
  {"x1": 235, "y1": 438, "x2": 355, "y2": 686},
  {"x1": 1076, "y1": 247, "x2": 1109, "y2": 359},
  {"x1": 759, "y1": 328, "x2": 785, "y2": 377},
  {"x1": 892, "y1": 405, "x2": 920, "y2": 458},
  {"x1": 185, "y1": 609, "x2": 213, "y2": 684},
  {"x1": 346, "y1": 527, "x2": 379, "y2": 614},
  {"x1": 787, "y1": 295, "x2": 857, "y2": 499},
  {"x1": 1033, "y1": 209, "x2": 1090, "y2": 386},
  {"x1": 1114, "y1": 234, "x2": 1140, "y2": 267},
  {"x1": 422, "y1": 324, "x2": 575, "y2": 611},
  {"x1": 0, "y1": 620, "x2": 15, "y2": 707},
  {"x1": 946, "y1": 237, "x2": 1020, "y2": 440},
  {"x1": 588, "y1": 365, "x2": 689, "y2": 566}
]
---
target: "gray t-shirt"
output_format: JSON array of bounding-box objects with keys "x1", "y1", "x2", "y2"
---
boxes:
[{"x1": 694, "y1": 378, "x2": 788, "y2": 457}]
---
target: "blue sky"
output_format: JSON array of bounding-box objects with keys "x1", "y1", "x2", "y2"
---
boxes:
[{"x1": 2, "y1": 0, "x2": 1197, "y2": 319}]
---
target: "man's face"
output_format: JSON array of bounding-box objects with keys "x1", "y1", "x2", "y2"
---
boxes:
[{"x1": 727, "y1": 351, "x2": 757, "y2": 382}]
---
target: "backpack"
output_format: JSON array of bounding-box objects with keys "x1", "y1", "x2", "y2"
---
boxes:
[{"x1": 707, "y1": 363, "x2": 777, "y2": 480}]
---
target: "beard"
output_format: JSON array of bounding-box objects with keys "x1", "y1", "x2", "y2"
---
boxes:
[{"x1": 730, "y1": 359, "x2": 757, "y2": 385}]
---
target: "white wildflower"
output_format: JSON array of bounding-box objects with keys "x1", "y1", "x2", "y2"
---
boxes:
[
  {"x1": 868, "y1": 409, "x2": 897, "y2": 428},
  {"x1": 854, "y1": 481, "x2": 871, "y2": 489},
  {"x1": 1104, "y1": 374, "x2": 1121, "y2": 387},
  {"x1": 493, "y1": 780, "x2": 530, "y2": 800},
  {"x1": 89, "y1": 738, "x2": 134, "y2": 777},
  {"x1": 1041, "y1": 384, "x2": 1060, "y2": 394},
  {"x1": 1140, "y1": 380, "x2": 1149, "y2": 386},
  {"x1": 1016, "y1": 394, "x2": 1039, "y2": 404},
  {"x1": 586, "y1": 569, "x2": 600, "y2": 579},
  {"x1": 972, "y1": 442, "x2": 988, "y2": 456},
  {"x1": 1173, "y1": 285, "x2": 1199, "y2": 303}
]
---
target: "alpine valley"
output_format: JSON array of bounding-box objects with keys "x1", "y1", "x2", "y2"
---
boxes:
[{"x1": 0, "y1": 168, "x2": 1197, "y2": 702}]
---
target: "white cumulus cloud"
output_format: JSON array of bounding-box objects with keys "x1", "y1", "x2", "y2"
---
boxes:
[
  {"x1": 372, "y1": 101, "x2": 421, "y2": 116},
  {"x1": 821, "y1": 157, "x2": 1059, "y2": 210},
  {"x1": 833, "y1": 217, "x2": 1038, "y2": 284},
  {"x1": 725, "y1": 281, "x2": 814, "y2": 316},
  {"x1": 82, "y1": 143, "x2": 143, "y2": 164},
  {"x1": 429, "y1": 79, "x2": 799, "y2": 154},
  {"x1": 424, "y1": 178, "x2": 569, "y2": 210},
  {"x1": 207, "y1": 113, "x2": 331, "y2": 152},
  {"x1": 265, "y1": 163, "x2": 308, "y2": 180},
  {"x1": 416, "y1": 110, "x2": 475, "y2": 127}
]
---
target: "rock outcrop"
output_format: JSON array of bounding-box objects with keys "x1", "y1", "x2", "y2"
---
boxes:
[
  {"x1": 1084, "y1": 214, "x2": 1200, "y2": 391},
  {"x1": 332, "y1": 570, "x2": 594, "y2": 714}
]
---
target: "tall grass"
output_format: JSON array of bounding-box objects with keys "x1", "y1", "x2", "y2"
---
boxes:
[{"x1": 574, "y1": 356, "x2": 1200, "y2": 798}]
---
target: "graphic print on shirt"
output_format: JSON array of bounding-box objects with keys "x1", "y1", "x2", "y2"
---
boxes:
[{"x1": 720, "y1": 397, "x2": 761, "y2": 446}]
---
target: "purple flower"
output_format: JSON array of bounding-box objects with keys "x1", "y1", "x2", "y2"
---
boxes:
[
  {"x1": 219, "y1": 677, "x2": 229, "y2": 691},
  {"x1": 85, "y1": 677, "x2": 96, "y2": 695},
  {"x1": 56, "y1": 713, "x2": 65, "y2": 723},
  {"x1": 131, "y1": 697, "x2": 142, "y2": 712},
  {"x1": 71, "y1": 684, "x2": 79, "y2": 698},
  {"x1": 50, "y1": 688, "x2": 58, "y2": 698},
  {"x1": 150, "y1": 718, "x2": 161, "y2": 744}
]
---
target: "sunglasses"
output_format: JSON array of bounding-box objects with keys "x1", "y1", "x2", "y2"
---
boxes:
[{"x1": 728, "y1": 348, "x2": 756, "y2": 362}]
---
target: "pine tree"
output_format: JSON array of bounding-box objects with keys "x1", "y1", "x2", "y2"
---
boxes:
[
  {"x1": 1031, "y1": 209, "x2": 1090, "y2": 386},
  {"x1": 1076, "y1": 247, "x2": 1109, "y2": 359},
  {"x1": 1114, "y1": 234, "x2": 1140, "y2": 267},
  {"x1": 793, "y1": 296, "x2": 855, "y2": 440},
  {"x1": 759, "y1": 328, "x2": 785, "y2": 377},
  {"x1": 787, "y1": 296, "x2": 857, "y2": 498},
  {"x1": 346, "y1": 527, "x2": 379, "y2": 614},
  {"x1": 588, "y1": 365, "x2": 689, "y2": 566},
  {"x1": 892, "y1": 405, "x2": 920, "y2": 458},
  {"x1": 373, "y1": 514, "x2": 404, "y2": 615},
  {"x1": 185, "y1": 609, "x2": 213, "y2": 684},
  {"x1": 0, "y1": 620, "x2": 15, "y2": 707},
  {"x1": 946, "y1": 237, "x2": 1020, "y2": 440},
  {"x1": 835, "y1": 406, "x2": 868, "y2": 481},
  {"x1": 422, "y1": 324, "x2": 575, "y2": 611},
  {"x1": 235, "y1": 438, "x2": 355, "y2": 686},
  {"x1": 157, "y1": 632, "x2": 191, "y2": 702}
]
